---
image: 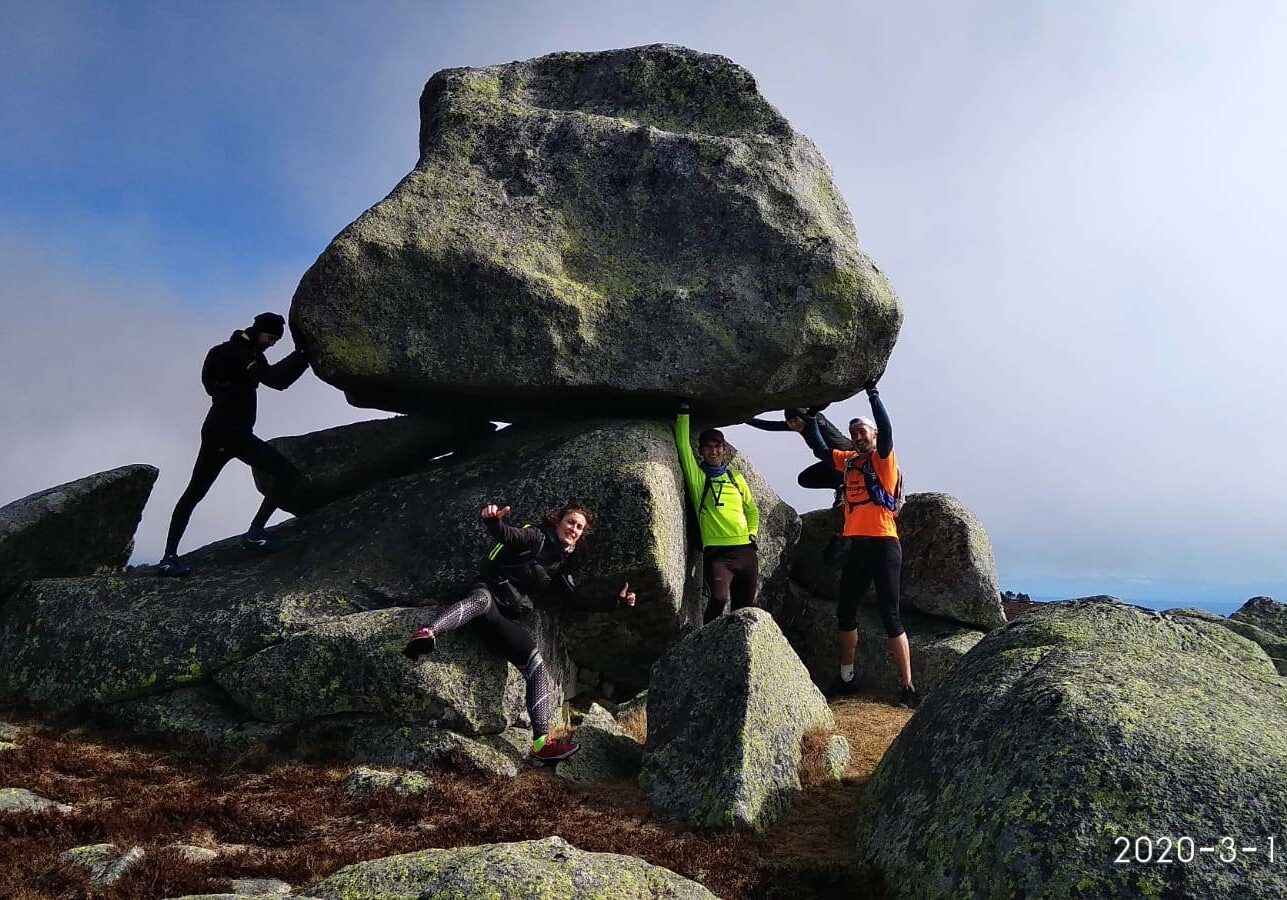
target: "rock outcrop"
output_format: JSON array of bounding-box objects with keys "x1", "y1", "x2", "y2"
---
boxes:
[
  {"x1": 290, "y1": 44, "x2": 900, "y2": 424},
  {"x1": 771, "y1": 583, "x2": 984, "y2": 695},
  {"x1": 1168, "y1": 606, "x2": 1287, "y2": 676},
  {"x1": 344, "y1": 767, "x2": 431, "y2": 797},
  {"x1": 789, "y1": 493, "x2": 1005, "y2": 630},
  {"x1": 0, "y1": 419, "x2": 796, "y2": 770},
  {"x1": 640, "y1": 608, "x2": 834, "y2": 831},
  {"x1": 858, "y1": 599, "x2": 1287, "y2": 897},
  {"x1": 1232, "y1": 596, "x2": 1287, "y2": 640},
  {"x1": 0, "y1": 464, "x2": 157, "y2": 598},
  {"x1": 212, "y1": 606, "x2": 551, "y2": 735},
  {"x1": 309, "y1": 836, "x2": 717, "y2": 899},
  {"x1": 556, "y1": 702, "x2": 643, "y2": 785},
  {"x1": 0, "y1": 787, "x2": 72, "y2": 815},
  {"x1": 252, "y1": 415, "x2": 496, "y2": 514},
  {"x1": 59, "y1": 844, "x2": 146, "y2": 887}
]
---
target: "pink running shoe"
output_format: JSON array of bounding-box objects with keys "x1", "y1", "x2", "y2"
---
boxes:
[{"x1": 530, "y1": 738, "x2": 581, "y2": 765}]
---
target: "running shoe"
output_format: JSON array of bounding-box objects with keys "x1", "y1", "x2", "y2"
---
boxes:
[
  {"x1": 156, "y1": 555, "x2": 191, "y2": 578},
  {"x1": 898, "y1": 686, "x2": 921, "y2": 710},
  {"x1": 828, "y1": 675, "x2": 861, "y2": 698},
  {"x1": 530, "y1": 738, "x2": 581, "y2": 765},
  {"x1": 242, "y1": 531, "x2": 283, "y2": 553},
  {"x1": 403, "y1": 628, "x2": 436, "y2": 659}
]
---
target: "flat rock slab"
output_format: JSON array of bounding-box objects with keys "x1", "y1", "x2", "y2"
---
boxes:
[
  {"x1": 252, "y1": 415, "x2": 497, "y2": 515},
  {"x1": 60, "y1": 843, "x2": 146, "y2": 886},
  {"x1": 104, "y1": 684, "x2": 286, "y2": 760},
  {"x1": 291, "y1": 44, "x2": 900, "y2": 424},
  {"x1": 334, "y1": 718, "x2": 530, "y2": 778},
  {"x1": 641, "y1": 608, "x2": 833, "y2": 831},
  {"x1": 345, "y1": 766, "x2": 432, "y2": 797},
  {"x1": 0, "y1": 464, "x2": 157, "y2": 597},
  {"x1": 0, "y1": 787, "x2": 72, "y2": 815},
  {"x1": 229, "y1": 879, "x2": 292, "y2": 896},
  {"x1": 858, "y1": 599, "x2": 1287, "y2": 897},
  {"x1": 310, "y1": 835, "x2": 717, "y2": 899}
]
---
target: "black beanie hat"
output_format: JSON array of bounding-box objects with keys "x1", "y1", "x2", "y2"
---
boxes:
[
  {"x1": 252, "y1": 312, "x2": 286, "y2": 337},
  {"x1": 784, "y1": 407, "x2": 809, "y2": 420},
  {"x1": 697, "y1": 428, "x2": 726, "y2": 446}
]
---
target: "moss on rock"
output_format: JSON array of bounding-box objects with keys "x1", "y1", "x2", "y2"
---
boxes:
[
  {"x1": 857, "y1": 598, "x2": 1287, "y2": 897},
  {"x1": 309, "y1": 835, "x2": 716, "y2": 899}
]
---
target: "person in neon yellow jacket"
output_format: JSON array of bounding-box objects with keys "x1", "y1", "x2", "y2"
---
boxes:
[{"x1": 675, "y1": 403, "x2": 760, "y2": 623}]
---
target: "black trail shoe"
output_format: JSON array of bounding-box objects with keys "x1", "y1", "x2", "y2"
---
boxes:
[
  {"x1": 898, "y1": 686, "x2": 921, "y2": 709},
  {"x1": 156, "y1": 555, "x2": 191, "y2": 578}
]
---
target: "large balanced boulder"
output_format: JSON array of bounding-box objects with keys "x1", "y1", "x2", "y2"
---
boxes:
[
  {"x1": 640, "y1": 608, "x2": 834, "y2": 831},
  {"x1": 252, "y1": 415, "x2": 496, "y2": 514},
  {"x1": 858, "y1": 599, "x2": 1287, "y2": 898},
  {"x1": 770, "y1": 583, "x2": 984, "y2": 695},
  {"x1": 310, "y1": 836, "x2": 716, "y2": 900},
  {"x1": 0, "y1": 464, "x2": 157, "y2": 598},
  {"x1": 290, "y1": 44, "x2": 901, "y2": 424},
  {"x1": 789, "y1": 492, "x2": 1005, "y2": 629}
]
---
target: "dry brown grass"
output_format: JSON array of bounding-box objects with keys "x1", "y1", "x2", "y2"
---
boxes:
[
  {"x1": 797, "y1": 724, "x2": 837, "y2": 786},
  {"x1": 616, "y1": 707, "x2": 648, "y2": 745},
  {"x1": 0, "y1": 694, "x2": 910, "y2": 899}
]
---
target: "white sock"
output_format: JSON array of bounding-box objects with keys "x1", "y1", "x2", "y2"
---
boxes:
[{"x1": 840, "y1": 664, "x2": 854, "y2": 682}]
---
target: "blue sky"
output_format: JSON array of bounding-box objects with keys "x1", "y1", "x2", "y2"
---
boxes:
[{"x1": 2, "y1": 1, "x2": 1284, "y2": 612}]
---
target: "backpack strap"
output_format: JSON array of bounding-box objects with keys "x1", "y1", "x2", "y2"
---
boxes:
[{"x1": 697, "y1": 469, "x2": 741, "y2": 516}]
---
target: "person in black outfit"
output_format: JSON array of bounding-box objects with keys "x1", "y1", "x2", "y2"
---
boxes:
[
  {"x1": 157, "y1": 312, "x2": 310, "y2": 576},
  {"x1": 745, "y1": 406, "x2": 852, "y2": 506},
  {"x1": 403, "y1": 502, "x2": 636, "y2": 765}
]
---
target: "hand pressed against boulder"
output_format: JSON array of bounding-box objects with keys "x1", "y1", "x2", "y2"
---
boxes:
[
  {"x1": 404, "y1": 501, "x2": 637, "y2": 764},
  {"x1": 805, "y1": 380, "x2": 918, "y2": 708},
  {"x1": 675, "y1": 405, "x2": 761, "y2": 624},
  {"x1": 157, "y1": 311, "x2": 312, "y2": 577}
]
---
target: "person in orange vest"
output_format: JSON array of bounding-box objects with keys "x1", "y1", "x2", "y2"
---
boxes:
[{"x1": 803, "y1": 379, "x2": 917, "y2": 708}]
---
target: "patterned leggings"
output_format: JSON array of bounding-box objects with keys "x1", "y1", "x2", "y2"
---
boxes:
[{"x1": 424, "y1": 585, "x2": 558, "y2": 736}]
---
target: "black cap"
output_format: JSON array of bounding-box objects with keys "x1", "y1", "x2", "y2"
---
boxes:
[
  {"x1": 697, "y1": 428, "x2": 726, "y2": 446},
  {"x1": 784, "y1": 408, "x2": 809, "y2": 420},
  {"x1": 252, "y1": 312, "x2": 285, "y2": 337}
]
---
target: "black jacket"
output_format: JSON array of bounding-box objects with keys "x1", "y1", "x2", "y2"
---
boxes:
[
  {"x1": 200, "y1": 330, "x2": 308, "y2": 436},
  {"x1": 476, "y1": 517, "x2": 623, "y2": 616},
  {"x1": 746, "y1": 411, "x2": 852, "y2": 452}
]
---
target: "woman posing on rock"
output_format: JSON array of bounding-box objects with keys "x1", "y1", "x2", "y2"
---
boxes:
[{"x1": 403, "y1": 502, "x2": 636, "y2": 765}]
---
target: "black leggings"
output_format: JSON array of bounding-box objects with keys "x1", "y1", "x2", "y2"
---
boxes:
[
  {"x1": 703, "y1": 544, "x2": 759, "y2": 624},
  {"x1": 797, "y1": 460, "x2": 843, "y2": 491},
  {"x1": 423, "y1": 586, "x2": 557, "y2": 737},
  {"x1": 838, "y1": 537, "x2": 904, "y2": 638},
  {"x1": 165, "y1": 430, "x2": 301, "y2": 555}
]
